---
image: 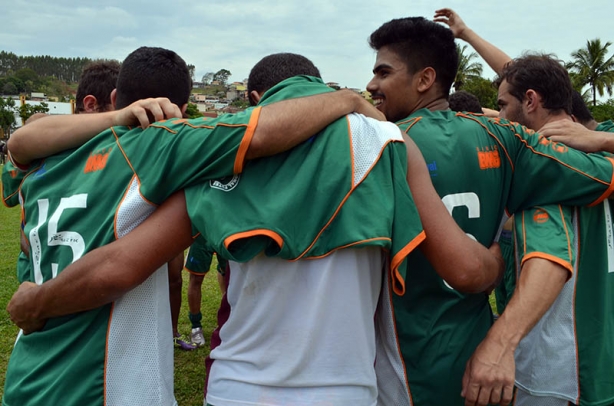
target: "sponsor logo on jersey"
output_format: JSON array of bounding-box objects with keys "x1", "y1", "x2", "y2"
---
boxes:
[
  {"x1": 532, "y1": 208, "x2": 549, "y2": 224},
  {"x1": 427, "y1": 160, "x2": 438, "y2": 177},
  {"x1": 84, "y1": 147, "x2": 112, "y2": 173},
  {"x1": 477, "y1": 146, "x2": 501, "y2": 170},
  {"x1": 210, "y1": 174, "x2": 240, "y2": 192},
  {"x1": 9, "y1": 170, "x2": 17, "y2": 179}
]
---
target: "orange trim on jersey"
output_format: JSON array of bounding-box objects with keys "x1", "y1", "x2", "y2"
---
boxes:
[
  {"x1": 111, "y1": 129, "x2": 158, "y2": 208},
  {"x1": 397, "y1": 117, "x2": 422, "y2": 135},
  {"x1": 558, "y1": 205, "x2": 573, "y2": 268},
  {"x1": 295, "y1": 138, "x2": 398, "y2": 260},
  {"x1": 391, "y1": 230, "x2": 426, "y2": 296},
  {"x1": 299, "y1": 237, "x2": 392, "y2": 260},
  {"x1": 223, "y1": 227, "x2": 284, "y2": 250},
  {"x1": 2, "y1": 161, "x2": 43, "y2": 207},
  {"x1": 103, "y1": 302, "x2": 115, "y2": 406},
  {"x1": 396, "y1": 116, "x2": 422, "y2": 130},
  {"x1": 520, "y1": 252, "x2": 573, "y2": 276},
  {"x1": 588, "y1": 156, "x2": 614, "y2": 206},
  {"x1": 384, "y1": 264, "x2": 416, "y2": 405},
  {"x1": 234, "y1": 106, "x2": 261, "y2": 174}
]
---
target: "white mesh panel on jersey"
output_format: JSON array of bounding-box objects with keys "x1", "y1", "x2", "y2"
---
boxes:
[
  {"x1": 515, "y1": 208, "x2": 580, "y2": 402},
  {"x1": 115, "y1": 177, "x2": 156, "y2": 238},
  {"x1": 348, "y1": 114, "x2": 403, "y2": 188},
  {"x1": 515, "y1": 388, "x2": 573, "y2": 406},
  {"x1": 375, "y1": 269, "x2": 413, "y2": 406},
  {"x1": 106, "y1": 178, "x2": 176, "y2": 405}
]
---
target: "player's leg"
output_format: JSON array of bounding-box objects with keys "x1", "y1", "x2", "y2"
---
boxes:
[
  {"x1": 168, "y1": 251, "x2": 196, "y2": 350},
  {"x1": 187, "y1": 272, "x2": 206, "y2": 347}
]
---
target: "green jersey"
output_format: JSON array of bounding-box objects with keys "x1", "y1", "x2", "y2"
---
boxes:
[
  {"x1": 185, "y1": 76, "x2": 424, "y2": 294},
  {"x1": 2, "y1": 110, "x2": 260, "y2": 406},
  {"x1": 2, "y1": 161, "x2": 25, "y2": 208},
  {"x1": 514, "y1": 170, "x2": 614, "y2": 404},
  {"x1": 2, "y1": 161, "x2": 35, "y2": 283},
  {"x1": 385, "y1": 109, "x2": 614, "y2": 406},
  {"x1": 596, "y1": 119, "x2": 614, "y2": 132},
  {"x1": 494, "y1": 229, "x2": 516, "y2": 315}
]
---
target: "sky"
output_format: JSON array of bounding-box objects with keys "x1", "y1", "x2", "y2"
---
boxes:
[{"x1": 1, "y1": 0, "x2": 613, "y2": 92}]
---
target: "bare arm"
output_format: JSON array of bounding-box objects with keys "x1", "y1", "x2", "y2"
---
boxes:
[
  {"x1": 246, "y1": 89, "x2": 384, "y2": 159},
  {"x1": 539, "y1": 119, "x2": 614, "y2": 153},
  {"x1": 461, "y1": 257, "x2": 568, "y2": 406},
  {"x1": 10, "y1": 91, "x2": 382, "y2": 165},
  {"x1": 434, "y1": 8, "x2": 512, "y2": 75},
  {"x1": 8, "y1": 98, "x2": 184, "y2": 165},
  {"x1": 403, "y1": 134, "x2": 503, "y2": 293},
  {"x1": 7, "y1": 191, "x2": 194, "y2": 333}
]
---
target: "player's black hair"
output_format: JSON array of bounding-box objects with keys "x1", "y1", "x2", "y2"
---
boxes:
[
  {"x1": 247, "y1": 53, "x2": 321, "y2": 106},
  {"x1": 495, "y1": 54, "x2": 573, "y2": 115},
  {"x1": 115, "y1": 46, "x2": 191, "y2": 109},
  {"x1": 449, "y1": 90, "x2": 483, "y2": 113},
  {"x1": 571, "y1": 90, "x2": 594, "y2": 125},
  {"x1": 369, "y1": 17, "x2": 458, "y2": 98},
  {"x1": 75, "y1": 60, "x2": 121, "y2": 113}
]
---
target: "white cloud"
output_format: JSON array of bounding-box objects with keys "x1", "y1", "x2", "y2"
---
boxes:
[{"x1": 0, "y1": 0, "x2": 613, "y2": 91}]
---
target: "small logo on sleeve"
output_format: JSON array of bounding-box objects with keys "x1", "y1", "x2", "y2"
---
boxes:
[
  {"x1": 532, "y1": 208, "x2": 550, "y2": 224},
  {"x1": 84, "y1": 147, "x2": 112, "y2": 173},
  {"x1": 477, "y1": 146, "x2": 501, "y2": 170}
]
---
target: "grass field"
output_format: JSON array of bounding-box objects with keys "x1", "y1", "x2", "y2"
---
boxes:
[{"x1": 0, "y1": 179, "x2": 223, "y2": 405}]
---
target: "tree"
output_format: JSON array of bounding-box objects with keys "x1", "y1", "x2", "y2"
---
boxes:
[
  {"x1": 184, "y1": 102, "x2": 202, "y2": 119},
  {"x1": 454, "y1": 44, "x2": 483, "y2": 91},
  {"x1": 567, "y1": 39, "x2": 614, "y2": 106},
  {"x1": 201, "y1": 72, "x2": 214, "y2": 85},
  {"x1": 0, "y1": 97, "x2": 17, "y2": 139},
  {"x1": 461, "y1": 76, "x2": 498, "y2": 110},
  {"x1": 19, "y1": 102, "x2": 49, "y2": 124},
  {"x1": 589, "y1": 98, "x2": 614, "y2": 122},
  {"x1": 187, "y1": 64, "x2": 196, "y2": 82},
  {"x1": 2, "y1": 82, "x2": 17, "y2": 95},
  {"x1": 213, "y1": 69, "x2": 231, "y2": 87}
]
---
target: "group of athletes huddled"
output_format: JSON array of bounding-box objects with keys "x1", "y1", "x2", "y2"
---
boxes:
[{"x1": 2, "y1": 7, "x2": 613, "y2": 406}]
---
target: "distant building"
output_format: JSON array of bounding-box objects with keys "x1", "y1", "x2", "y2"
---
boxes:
[{"x1": 30, "y1": 92, "x2": 47, "y2": 101}]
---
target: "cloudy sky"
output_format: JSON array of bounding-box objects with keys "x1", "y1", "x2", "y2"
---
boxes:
[{"x1": 1, "y1": 0, "x2": 613, "y2": 91}]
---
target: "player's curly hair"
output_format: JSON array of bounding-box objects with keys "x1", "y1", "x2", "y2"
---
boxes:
[{"x1": 495, "y1": 53, "x2": 572, "y2": 115}]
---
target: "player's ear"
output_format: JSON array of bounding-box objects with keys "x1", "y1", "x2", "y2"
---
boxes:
[
  {"x1": 110, "y1": 89, "x2": 117, "y2": 110},
  {"x1": 249, "y1": 90, "x2": 262, "y2": 106},
  {"x1": 525, "y1": 90, "x2": 539, "y2": 113},
  {"x1": 416, "y1": 67, "x2": 436, "y2": 93},
  {"x1": 180, "y1": 103, "x2": 188, "y2": 115},
  {"x1": 82, "y1": 95, "x2": 98, "y2": 113}
]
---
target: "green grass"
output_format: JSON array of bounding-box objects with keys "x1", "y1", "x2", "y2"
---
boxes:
[{"x1": 0, "y1": 182, "x2": 223, "y2": 405}]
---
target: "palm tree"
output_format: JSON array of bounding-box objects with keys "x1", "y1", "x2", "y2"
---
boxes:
[
  {"x1": 567, "y1": 39, "x2": 614, "y2": 106},
  {"x1": 454, "y1": 44, "x2": 483, "y2": 91}
]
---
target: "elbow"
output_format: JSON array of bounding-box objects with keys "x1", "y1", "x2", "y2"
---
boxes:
[
  {"x1": 446, "y1": 256, "x2": 496, "y2": 293},
  {"x1": 7, "y1": 135, "x2": 24, "y2": 164}
]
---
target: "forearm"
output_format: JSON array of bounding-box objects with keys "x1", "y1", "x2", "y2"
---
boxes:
[
  {"x1": 487, "y1": 258, "x2": 567, "y2": 350},
  {"x1": 246, "y1": 90, "x2": 366, "y2": 159},
  {"x1": 26, "y1": 191, "x2": 193, "y2": 320},
  {"x1": 8, "y1": 112, "x2": 117, "y2": 165},
  {"x1": 459, "y1": 29, "x2": 512, "y2": 75}
]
